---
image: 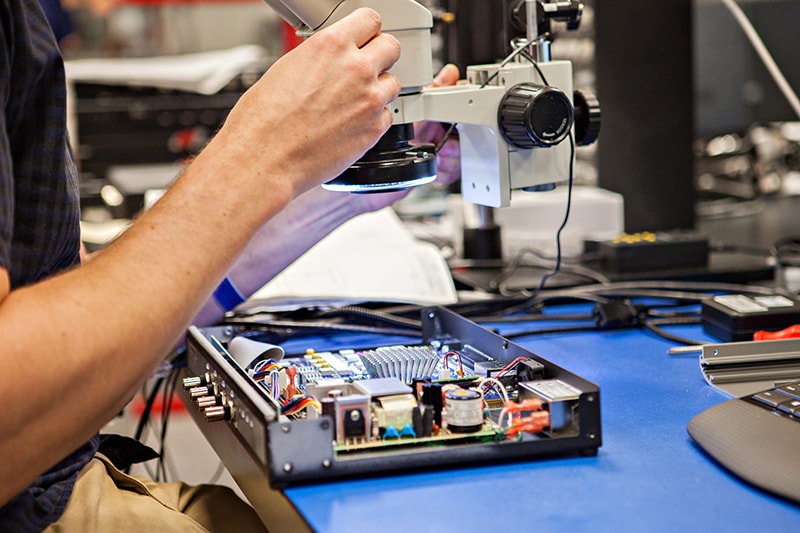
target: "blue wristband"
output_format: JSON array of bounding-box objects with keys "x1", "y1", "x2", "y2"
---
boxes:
[{"x1": 213, "y1": 276, "x2": 246, "y2": 312}]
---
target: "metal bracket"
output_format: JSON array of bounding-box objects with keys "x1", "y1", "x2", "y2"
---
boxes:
[{"x1": 699, "y1": 338, "x2": 800, "y2": 397}]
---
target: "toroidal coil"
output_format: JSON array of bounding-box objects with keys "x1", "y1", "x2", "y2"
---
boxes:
[{"x1": 444, "y1": 388, "x2": 483, "y2": 433}]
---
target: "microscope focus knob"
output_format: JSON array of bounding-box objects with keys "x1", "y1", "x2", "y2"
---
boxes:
[
  {"x1": 498, "y1": 83, "x2": 574, "y2": 149},
  {"x1": 573, "y1": 89, "x2": 601, "y2": 146}
]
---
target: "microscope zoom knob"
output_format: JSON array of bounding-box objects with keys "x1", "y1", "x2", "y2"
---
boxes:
[{"x1": 498, "y1": 83, "x2": 574, "y2": 149}]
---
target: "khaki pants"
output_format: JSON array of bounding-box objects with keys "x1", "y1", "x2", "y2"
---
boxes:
[{"x1": 44, "y1": 454, "x2": 268, "y2": 532}]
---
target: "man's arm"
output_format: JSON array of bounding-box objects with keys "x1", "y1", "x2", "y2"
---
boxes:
[
  {"x1": 192, "y1": 63, "x2": 462, "y2": 327},
  {"x1": 0, "y1": 8, "x2": 400, "y2": 506}
]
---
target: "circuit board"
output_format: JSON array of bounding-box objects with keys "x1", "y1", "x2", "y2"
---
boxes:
[{"x1": 181, "y1": 307, "x2": 601, "y2": 488}]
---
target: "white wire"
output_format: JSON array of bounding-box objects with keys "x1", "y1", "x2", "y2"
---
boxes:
[
  {"x1": 720, "y1": 0, "x2": 800, "y2": 120},
  {"x1": 477, "y1": 376, "x2": 510, "y2": 404}
]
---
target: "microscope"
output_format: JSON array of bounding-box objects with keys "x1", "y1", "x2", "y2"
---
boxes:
[{"x1": 264, "y1": 0, "x2": 599, "y2": 258}]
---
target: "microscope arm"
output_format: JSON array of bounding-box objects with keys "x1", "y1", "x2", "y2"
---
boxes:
[{"x1": 423, "y1": 61, "x2": 575, "y2": 207}]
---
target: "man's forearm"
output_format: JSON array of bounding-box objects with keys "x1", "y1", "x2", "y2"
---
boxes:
[{"x1": 191, "y1": 187, "x2": 381, "y2": 327}]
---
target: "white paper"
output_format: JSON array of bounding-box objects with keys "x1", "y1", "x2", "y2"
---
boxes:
[
  {"x1": 64, "y1": 45, "x2": 269, "y2": 95},
  {"x1": 244, "y1": 208, "x2": 458, "y2": 311}
]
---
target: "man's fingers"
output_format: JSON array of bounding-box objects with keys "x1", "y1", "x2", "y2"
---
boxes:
[
  {"x1": 377, "y1": 70, "x2": 402, "y2": 105},
  {"x1": 432, "y1": 63, "x2": 459, "y2": 88},
  {"x1": 336, "y1": 7, "x2": 384, "y2": 49},
  {"x1": 325, "y1": 8, "x2": 401, "y2": 83},
  {"x1": 363, "y1": 32, "x2": 401, "y2": 76}
]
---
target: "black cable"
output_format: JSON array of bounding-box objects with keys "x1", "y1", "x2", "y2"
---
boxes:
[
  {"x1": 520, "y1": 49, "x2": 551, "y2": 86},
  {"x1": 223, "y1": 278, "x2": 774, "y2": 341},
  {"x1": 486, "y1": 49, "x2": 572, "y2": 299},
  {"x1": 126, "y1": 376, "x2": 164, "y2": 475},
  {"x1": 317, "y1": 305, "x2": 423, "y2": 330},
  {"x1": 218, "y1": 319, "x2": 421, "y2": 344},
  {"x1": 503, "y1": 307, "x2": 705, "y2": 345},
  {"x1": 470, "y1": 312, "x2": 592, "y2": 324},
  {"x1": 511, "y1": 279, "x2": 786, "y2": 315},
  {"x1": 504, "y1": 323, "x2": 599, "y2": 339},
  {"x1": 644, "y1": 307, "x2": 703, "y2": 319},
  {"x1": 132, "y1": 377, "x2": 163, "y2": 444},
  {"x1": 435, "y1": 122, "x2": 458, "y2": 154},
  {"x1": 504, "y1": 134, "x2": 575, "y2": 300},
  {"x1": 221, "y1": 319, "x2": 420, "y2": 336},
  {"x1": 157, "y1": 373, "x2": 170, "y2": 481},
  {"x1": 480, "y1": 250, "x2": 610, "y2": 294},
  {"x1": 125, "y1": 350, "x2": 185, "y2": 475},
  {"x1": 156, "y1": 368, "x2": 180, "y2": 482},
  {"x1": 443, "y1": 297, "x2": 536, "y2": 320},
  {"x1": 641, "y1": 317, "x2": 704, "y2": 346}
]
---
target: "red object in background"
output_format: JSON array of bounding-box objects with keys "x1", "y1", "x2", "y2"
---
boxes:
[
  {"x1": 117, "y1": 1, "x2": 303, "y2": 54},
  {"x1": 131, "y1": 393, "x2": 186, "y2": 416},
  {"x1": 753, "y1": 325, "x2": 800, "y2": 341},
  {"x1": 281, "y1": 20, "x2": 302, "y2": 52}
]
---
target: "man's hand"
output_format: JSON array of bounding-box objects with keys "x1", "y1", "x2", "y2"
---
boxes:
[
  {"x1": 214, "y1": 8, "x2": 402, "y2": 202},
  {"x1": 345, "y1": 63, "x2": 462, "y2": 214}
]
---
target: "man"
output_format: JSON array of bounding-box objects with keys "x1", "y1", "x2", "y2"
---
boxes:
[{"x1": 0, "y1": 0, "x2": 459, "y2": 530}]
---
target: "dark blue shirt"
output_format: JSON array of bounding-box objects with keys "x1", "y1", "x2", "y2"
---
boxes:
[
  {"x1": 0, "y1": 0, "x2": 97, "y2": 530},
  {"x1": 1, "y1": 0, "x2": 82, "y2": 288},
  {"x1": 37, "y1": 0, "x2": 73, "y2": 42}
]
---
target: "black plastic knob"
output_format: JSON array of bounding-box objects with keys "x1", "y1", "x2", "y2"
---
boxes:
[
  {"x1": 498, "y1": 83, "x2": 574, "y2": 148},
  {"x1": 573, "y1": 89, "x2": 601, "y2": 146}
]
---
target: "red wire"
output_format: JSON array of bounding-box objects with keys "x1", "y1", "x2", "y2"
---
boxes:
[{"x1": 442, "y1": 351, "x2": 464, "y2": 377}]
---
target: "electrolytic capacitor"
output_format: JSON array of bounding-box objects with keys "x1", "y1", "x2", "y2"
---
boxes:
[{"x1": 445, "y1": 388, "x2": 483, "y2": 433}]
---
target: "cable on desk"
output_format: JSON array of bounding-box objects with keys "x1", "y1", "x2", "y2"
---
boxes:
[
  {"x1": 503, "y1": 323, "x2": 600, "y2": 339},
  {"x1": 219, "y1": 279, "x2": 782, "y2": 349},
  {"x1": 512, "y1": 279, "x2": 785, "y2": 314},
  {"x1": 477, "y1": 279, "x2": 781, "y2": 344},
  {"x1": 228, "y1": 304, "x2": 423, "y2": 330},
  {"x1": 218, "y1": 318, "x2": 421, "y2": 344},
  {"x1": 316, "y1": 305, "x2": 423, "y2": 330},
  {"x1": 469, "y1": 311, "x2": 593, "y2": 324},
  {"x1": 480, "y1": 246, "x2": 612, "y2": 294},
  {"x1": 641, "y1": 316, "x2": 703, "y2": 346},
  {"x1": 502, "y1": 302, "x2": 706, "y2": 346}
]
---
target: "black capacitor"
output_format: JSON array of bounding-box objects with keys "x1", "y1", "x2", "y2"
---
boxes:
[
  {"x1": 412, "y1": 405, "x2": 434, "y2": 438},
  {"x1": 320, "y1": 397, "x2": 336, "y2": 426},
  {"x1": 421, "y1": 382, "x2": 443, "y2": 426}
]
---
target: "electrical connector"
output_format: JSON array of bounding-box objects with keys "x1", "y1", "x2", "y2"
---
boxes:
[{"x1": 592, "y1": 300, "x2": 640, "y2": 329}]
